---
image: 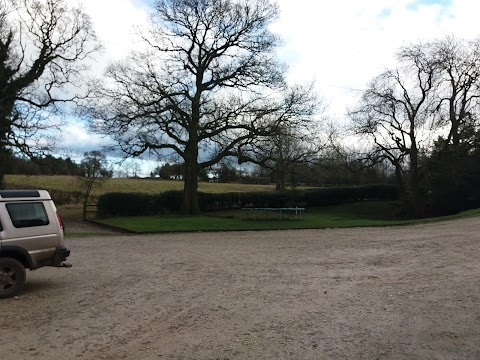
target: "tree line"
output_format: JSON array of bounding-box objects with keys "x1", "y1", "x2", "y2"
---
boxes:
[
  {"x1": 151, "y1": 159, "x2": 391, "y2": 188},
  {"x1": 4, "y1": 151, "x2": 113, "y2": 178},
  {"x1": 347, "y1": 37, "x2": 480, "y2": 217},
  {"x1": 4, "y1": 151, "x2": 81, "y2": 176},
  {"x1": 1, "y1": 0, "x2": 479, "y2": 217}
]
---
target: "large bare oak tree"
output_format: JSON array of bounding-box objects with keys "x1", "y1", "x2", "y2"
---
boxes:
[{"x1": 88, "y1": 0, "x2": 302, "y2": 215}]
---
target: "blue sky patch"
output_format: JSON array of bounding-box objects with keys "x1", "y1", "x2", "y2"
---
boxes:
[
  {"x1": 132, "y1": 0, "x2": 155, "y2": 8},
  {"x1": 407, "y1": 0, "x2": 453, "y2": 11},
  {"x1": 378, "y1": 7, "x2": 392, "y2": 18}
]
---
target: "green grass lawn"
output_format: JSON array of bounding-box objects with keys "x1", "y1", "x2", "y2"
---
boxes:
[{"x1": 96, "y1": 201, "x2": 480, "y2": 233}]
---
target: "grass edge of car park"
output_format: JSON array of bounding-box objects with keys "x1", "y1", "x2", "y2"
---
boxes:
[{"x1": 91, "y1": 202, "x2": 480, "y2": 234}]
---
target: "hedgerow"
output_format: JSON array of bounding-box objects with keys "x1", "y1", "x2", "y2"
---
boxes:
[{"x1": 96, "y1": 184, "x2": 398, "y2": 218}]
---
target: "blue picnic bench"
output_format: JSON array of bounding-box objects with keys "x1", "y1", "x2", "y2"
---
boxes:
[{"x1": 242, "y1": 207, "x2": 305, "y2": 220}]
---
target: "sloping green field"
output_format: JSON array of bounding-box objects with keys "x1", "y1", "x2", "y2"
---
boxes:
[{"x1": 5, "y1": 174, "x2": 276, "y2": 195}]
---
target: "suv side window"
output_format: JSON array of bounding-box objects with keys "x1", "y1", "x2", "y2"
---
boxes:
[{"x1": 6, "y1": 202, "x2": 50, "y2": 228}]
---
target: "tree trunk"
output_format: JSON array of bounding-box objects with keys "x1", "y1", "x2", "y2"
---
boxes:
[
  {"x1": 392, "y1": 161, "x2": 409, "y2": 217},
  {"x1": 448, "y1": 97, "x2": 461, "y2": 147},
  {"x1": 182, "y1": 137, "x2": 200, "y2": 215},
  {"x1": 183, "y1": 83, "x2": 203, "y2": 215},
  {"x1": 0, "y1": 129, "x2": 10, "y2": 190},
  {"x1": 408, "y1": 171, "x2": 423, "y2": 218},
  {"x1": 82, "y1": 200, "x2": 88, "y2": 221},
  {"x1": 274, "y1": 162, "x2": 286, "y2": 190},
  {"x1": 0, "y1": 103, "x2": 15, "y2": 190},
  {"x1": 0, "y1": 148, "x2": 6, "y2": 190},
  {"x1": 183, "y1": 162, "x2": 200, "y2": 215},
  {"x1": 274, "y1": 171, "x2": 285, "y2": 190},
  {"x1": 407, "y1": 147, "x2": 424, "y2": 218},
  {"x1": 82, "y1": 178, "x2": 95, "y2": 221}
]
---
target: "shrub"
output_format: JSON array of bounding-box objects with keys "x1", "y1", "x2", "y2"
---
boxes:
[
  {"x1": 97, "y1": 192, "x2": 155, "y2": 217},
  {"x1": 96, "y1": 184, "x2": 399, "y2": 217},
  {"x1": 156, "y1": 190, "x2": 183, "y2": 213}
]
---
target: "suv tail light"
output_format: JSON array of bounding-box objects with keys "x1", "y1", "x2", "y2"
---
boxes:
[{"x1": 56, "y1": 210, "x2": 64, "y2": 230}]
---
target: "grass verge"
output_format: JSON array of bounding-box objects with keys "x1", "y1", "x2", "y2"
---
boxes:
[{"x1": 95, "y1": 201, "x2": 480, "y2": 233}]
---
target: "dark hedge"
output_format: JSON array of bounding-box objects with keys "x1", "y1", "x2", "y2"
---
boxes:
[{"x1": 96, "y1": 184, "x2": 399, "y2": 218}]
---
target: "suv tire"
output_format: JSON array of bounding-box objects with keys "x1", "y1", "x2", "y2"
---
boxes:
[{"x1": 0, "y1": 258, "x2": 26, "y2": 299}]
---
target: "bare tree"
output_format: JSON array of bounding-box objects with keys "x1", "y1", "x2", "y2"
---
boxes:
[
  {"x1": 432, "y1": 36, "x2": 480, "y2": 147},
  {"x1": 238, "y1": 84, "x2": 323, "y2": 190},
  {"x1": 121, "y1": 159, "x2": 142, "y2": 178},
  {"x1": 0, "y1": 0, "x2": 100, "y2": 188},
  {"x1": 79, "y1": 151, "x2": 111, "y2": 221},
  {"x1": 87, "y1": 0, "x2": 290, "y2": 215},
  {"x1": 349, "y1": 43, "x2": 438, "y2": 217}
]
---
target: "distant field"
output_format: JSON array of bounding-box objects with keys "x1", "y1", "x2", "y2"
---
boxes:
[{"x1": 5, "y1": 174, "x2": 276, "y2": 196}]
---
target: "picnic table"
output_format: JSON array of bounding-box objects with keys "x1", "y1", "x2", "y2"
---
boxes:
[{"x1": 242, "y1": 207, "x2": 305, "y2": 220}]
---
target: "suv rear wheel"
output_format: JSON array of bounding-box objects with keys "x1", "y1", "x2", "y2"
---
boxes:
[{"x1": 0, "y1": 258, "x2": 26, "y2": 299}]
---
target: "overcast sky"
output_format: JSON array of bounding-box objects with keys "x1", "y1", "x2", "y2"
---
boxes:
[{"x1": 62, "y1": 0, "x2": 480, "y2": 168}]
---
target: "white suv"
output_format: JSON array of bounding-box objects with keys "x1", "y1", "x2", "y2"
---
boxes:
[{"x1": 0, "y1": 190, "x2": 71, "y2": 298}]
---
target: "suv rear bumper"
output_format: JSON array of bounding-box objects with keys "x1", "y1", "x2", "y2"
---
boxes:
[{"x1": 52, "y1": 246, "x2": 70, "y2": 267}]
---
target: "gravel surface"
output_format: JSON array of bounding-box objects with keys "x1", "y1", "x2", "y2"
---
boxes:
[{"x1": 1, "y1": 217, "x2": 479, "y2": 359}]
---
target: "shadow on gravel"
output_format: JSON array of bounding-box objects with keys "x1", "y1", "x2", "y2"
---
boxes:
[{"x1": 64, "y1": 220, "x2": 125, "y2": 237}]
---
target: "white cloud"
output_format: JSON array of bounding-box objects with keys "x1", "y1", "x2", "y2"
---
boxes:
[
  {"x1": 59, "y1": 123, "x2": 108, "y2": 155},
  {"x1": 81, "y1": 0, "x2": 149, "y2": 62},
  {"x1": 272, "y1": 0, "x2": 480, "y2": 117}
]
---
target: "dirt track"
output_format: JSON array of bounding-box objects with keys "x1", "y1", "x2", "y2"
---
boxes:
[{"x1": 1, "y1": 217, "x2": 479, "y2": 359}]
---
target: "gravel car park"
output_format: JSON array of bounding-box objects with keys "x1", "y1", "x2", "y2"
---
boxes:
[{"x1": 1, "y1": 217, "x2": 479, "y2": 359}]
